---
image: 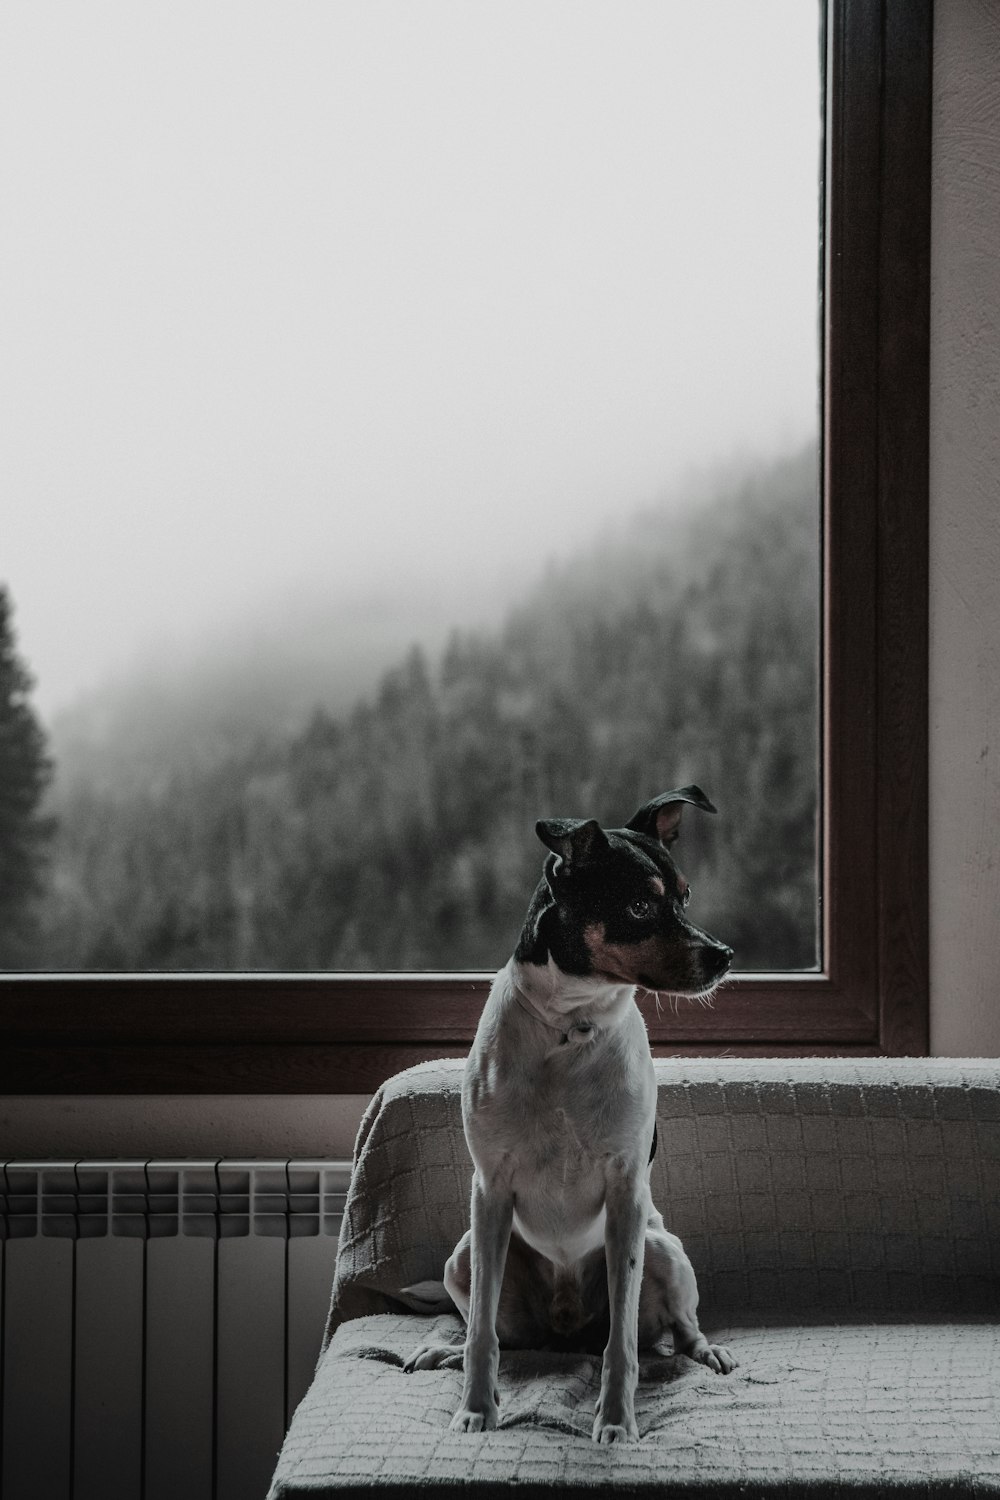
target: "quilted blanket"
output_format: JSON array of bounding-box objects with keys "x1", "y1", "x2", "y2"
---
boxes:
[
  {"x1": 325, "y1": 1055, "x2": 1000, "y2": 1340},
  {"x1": 272, "y1": 1311, "x2": 1000, "y2": 1496}
]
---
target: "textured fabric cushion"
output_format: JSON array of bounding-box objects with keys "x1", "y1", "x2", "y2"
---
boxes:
[
  {"x1": 325, "y1": 1057, "x2": 1000, "y2": 1343},
  {"x1": 269, "y1": 1310, "x2": 1000, "y2": 1496},
  {"x1": 270, "y1": 1058, "x2": 1000, "y2": 1496}
]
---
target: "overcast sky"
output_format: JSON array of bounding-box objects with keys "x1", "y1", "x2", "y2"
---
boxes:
[{"x1": 1, "y1": 1, "x2": 820, "y2": 717}]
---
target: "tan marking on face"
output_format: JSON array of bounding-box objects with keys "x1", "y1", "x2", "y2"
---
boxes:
[
  {"x1": 583, "y1": 919, "x2": 710, "y2": 992},
  {"x1": 583, "y1": 924, "x2": 665, "y2": 984},
  {"x1": 649, "y1": 876, "x2": 665, "y2": 897}
]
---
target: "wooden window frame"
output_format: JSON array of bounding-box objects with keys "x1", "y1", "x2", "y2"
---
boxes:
[{"x1": 0, "y1": 0, "x2": 931, "y2": 1094}]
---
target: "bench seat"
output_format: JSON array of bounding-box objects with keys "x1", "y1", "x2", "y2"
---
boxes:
[{"x1": 268, "y1": 1057, "x2": 1000, "y2": 1497}]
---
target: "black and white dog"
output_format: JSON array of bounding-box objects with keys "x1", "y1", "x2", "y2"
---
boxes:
[{"x1": 405, "y1": 787, "x2": 737, "y2": 1443}]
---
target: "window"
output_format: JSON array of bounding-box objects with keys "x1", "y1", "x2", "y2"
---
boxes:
[{"x1": 0, "y1": 0, "x2": 929, "y2": 1090}]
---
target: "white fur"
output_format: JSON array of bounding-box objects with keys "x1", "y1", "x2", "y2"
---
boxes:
[{"x1": 406, "y1": 954, "x2": 737, "y2": 1442}]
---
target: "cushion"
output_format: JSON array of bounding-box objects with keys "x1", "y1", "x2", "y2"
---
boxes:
[
  {"x1": 269, "y1": 1310, "x2": 1000, "y2": 1496},
  {"x1": 325, "y1": 1057, "x2": 1000, "y2": 1343}
]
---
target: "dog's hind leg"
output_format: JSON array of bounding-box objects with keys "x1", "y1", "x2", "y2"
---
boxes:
[
  {"x1": 403, "y1": 1332, "x2": 465, "y2": 1371},
  {"x1": 403, "y1": 1225, "x2": 556, "y2": 1373},
  {"x1": 402, "y1": 1232, "x2": 472, "y2": 1372},
  {"x1": 637, "y1": 1215, "x2": 738, "y2": 1374}
]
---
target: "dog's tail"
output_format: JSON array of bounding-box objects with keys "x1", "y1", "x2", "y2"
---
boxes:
[{"x1": 397, "y1": 1279, "x2": 456, "y2": 1314}]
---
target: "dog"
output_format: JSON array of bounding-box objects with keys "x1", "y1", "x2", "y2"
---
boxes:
[{"x1": 404, "y1": 786, "x2": 737, "y2": 1443}]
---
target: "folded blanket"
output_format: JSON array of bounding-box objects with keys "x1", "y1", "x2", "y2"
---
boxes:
[{"x1": 324, "y1": 1056, "x2": 1000, "y2": 1347}]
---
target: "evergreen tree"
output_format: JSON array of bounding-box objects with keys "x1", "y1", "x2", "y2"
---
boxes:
[{"x1": 0, "y1": 586, "x2": 54, "y2": 966}]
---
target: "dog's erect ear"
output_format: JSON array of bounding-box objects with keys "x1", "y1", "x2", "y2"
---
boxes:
[
  {"x1": 535, "y1": 817, "x2": 609, "y2": 873},
  {"x1": 625, "y1": 786, "x2": 717, "y2": 848}
]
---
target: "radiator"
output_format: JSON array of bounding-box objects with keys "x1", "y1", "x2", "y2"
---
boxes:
[{"x1": 0, "y1": 1160, "x2": 350, "y2": 1500}]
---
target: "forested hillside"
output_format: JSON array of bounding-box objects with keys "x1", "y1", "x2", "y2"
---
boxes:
[{"x1": 36, "y1": 449, "x2": 819, "y2": 973}]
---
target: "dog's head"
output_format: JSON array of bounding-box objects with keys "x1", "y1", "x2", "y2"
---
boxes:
[{"x1": 521, "y1": 786, "x2": 733, "y2": 996}]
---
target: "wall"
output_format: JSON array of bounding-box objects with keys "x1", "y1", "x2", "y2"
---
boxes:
[
  {"x1": 0, "y1": 3, "x2": 998, "y2": 1161},
  {"x1": 0, "y1": 1092, "x2": 370, "y2": 1161},
  {"x1": 928, "y1": 0, "x2": 1000, "y2": 1055}
]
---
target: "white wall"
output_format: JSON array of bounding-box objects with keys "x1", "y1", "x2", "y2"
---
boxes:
[
  {"x1": 929, "y1": 0, "x2": 1000, "y2": 1056},
  {"x1": 1, "y1": 3, "x2": 998, "y2": 1160}
]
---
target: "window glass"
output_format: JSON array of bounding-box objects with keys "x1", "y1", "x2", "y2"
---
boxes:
[{"x1": 1, "y1": 1, "x2": 821, "y2": 974}]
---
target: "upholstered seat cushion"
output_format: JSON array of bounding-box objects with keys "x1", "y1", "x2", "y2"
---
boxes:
[
  {"x1": 268, "y1": 1310, "x2": 1000, "y2": 1496},
  {"x1": 269, "y1": 1059, "x2": 1000, "y2": 1496},
  {"x1": 321, "y1": 1058, "x2": 1000, "y2": 1337}
]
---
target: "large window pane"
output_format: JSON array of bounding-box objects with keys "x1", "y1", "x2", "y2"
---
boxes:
[{"x1": 1, "y1": 1, "x2": 821, "y2": 974}]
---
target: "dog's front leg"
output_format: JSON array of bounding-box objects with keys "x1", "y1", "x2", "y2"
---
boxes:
[
  {"x1": 451, "y1": 1168, "x2": 513, "y2": 1433},
  {"x1": 595, "y1": 1164, "x2": 646, "y2": 1444}
]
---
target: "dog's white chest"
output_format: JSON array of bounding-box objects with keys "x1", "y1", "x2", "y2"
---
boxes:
[
  {"x1": 507, "y1": 1103, "x2": 610, "y2": 1264},
  {"x1": 512, "y1": 1194, "x2": 605, "y2": 1266},
  {"x1": 463, "y1": 972, "x2": 656, "y2": 1272}
]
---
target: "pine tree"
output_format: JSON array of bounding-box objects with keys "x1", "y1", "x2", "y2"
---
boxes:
[{"x1": 0, "y1": 586, "x2": 54, "y2": 966}]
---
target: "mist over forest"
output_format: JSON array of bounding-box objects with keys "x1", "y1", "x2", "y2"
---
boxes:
[
  {"x1": 20, "y1": 447, "x2": 819, "y2": 974},
  {"x1": 46, "y1": 582, "x2": 504, "y2": 799}
]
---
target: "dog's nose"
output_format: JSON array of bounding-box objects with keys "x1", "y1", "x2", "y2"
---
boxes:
[{"x1": 705, "y1": 943, "x2": 733, "y2": 977}]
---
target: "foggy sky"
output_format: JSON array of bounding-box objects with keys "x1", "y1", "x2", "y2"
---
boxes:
[{"x1": 1, "y1": 1, "x2": 820, "y2": 717}]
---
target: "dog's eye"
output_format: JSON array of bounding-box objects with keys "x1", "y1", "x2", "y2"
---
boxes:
[{"x1": 626, "y1": 898, "x2": 653, "y2": 920}]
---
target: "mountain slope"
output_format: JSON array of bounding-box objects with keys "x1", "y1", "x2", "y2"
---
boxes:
[{"x1": 36, "y1": 447, "x2": 819, "y2": 972}]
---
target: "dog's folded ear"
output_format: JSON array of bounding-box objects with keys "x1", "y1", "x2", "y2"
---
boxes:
[
  {"x1": 535, "y1": 817, "x2": 609, "y2": 873},
  {"x1": 625, "y1": 786, "x2": 717, "y2": 847}
]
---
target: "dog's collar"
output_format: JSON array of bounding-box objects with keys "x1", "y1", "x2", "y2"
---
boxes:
[{"x1": 509, "y1": 985, "x2": 596, "y2": 1047}]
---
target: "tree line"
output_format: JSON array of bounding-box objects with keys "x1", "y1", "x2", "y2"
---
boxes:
[{"x1": 3, "y1": 448, "x2": 819, "y2": 973}]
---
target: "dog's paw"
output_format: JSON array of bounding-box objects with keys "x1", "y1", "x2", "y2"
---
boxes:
[
  {"x1": 593, "y1": 1394, "x2": 639, "y2": 1444},
  {"x1": 690, "y1": 1340, "x2": 738, "y2": 1375},
  {"x1": 593, "y1": 1419, "x2": 639, "y2": 1444},
  {"x1": 403, "y1": 1342, "x2": 464, "y2": 1373},
  {"x1": 449, "y1": 1398, "x2": 499, "y2": 1434}
]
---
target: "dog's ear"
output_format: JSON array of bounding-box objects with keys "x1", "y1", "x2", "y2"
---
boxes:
[
  {"x1": 625, "y1": 786, "x2": 717, "y2": 848},
  {"x1": 535, "y1": 817, "x2": 609, "y2": 874}
]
